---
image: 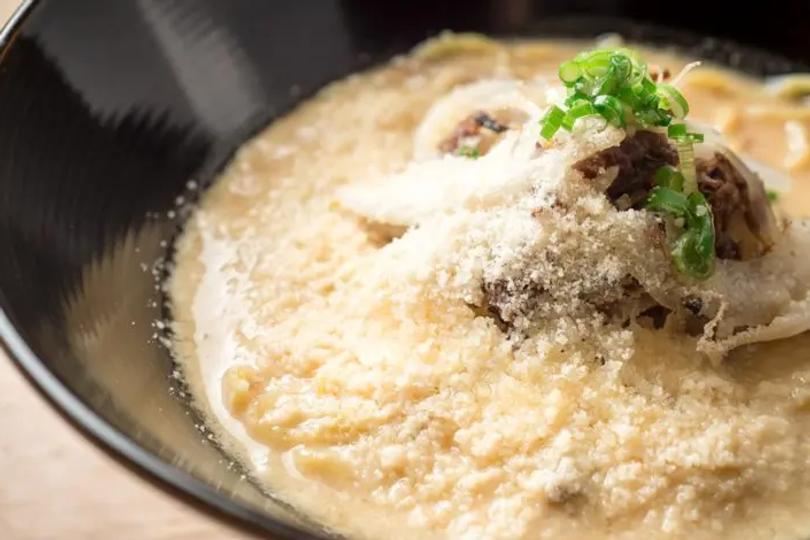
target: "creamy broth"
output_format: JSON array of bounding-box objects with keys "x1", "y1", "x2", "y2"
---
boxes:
[{"x1": 170, "y1": 36, "x2": 810, "y2": 539}]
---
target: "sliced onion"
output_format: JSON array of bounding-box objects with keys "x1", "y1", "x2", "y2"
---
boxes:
[
  {"x1": 685, "y1": 119, "x2": 793, "y2": 194},
  {"x1": 739, "y1": 157, "x2": 793, "y2": 193}
]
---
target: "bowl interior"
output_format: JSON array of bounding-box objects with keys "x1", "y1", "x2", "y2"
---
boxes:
[{"x1": 2, "y1": 1, "x2": 810, "y2": 538}]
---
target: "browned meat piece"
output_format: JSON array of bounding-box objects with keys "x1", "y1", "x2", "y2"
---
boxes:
[
  {"x1": 474, "y1": 112, "x2": 508, "y2": 134},
  {"x1": 438, "y1": 109, "x2": 524, "y2": 156},
  {"x1": 481, "y1": 278, "x2": 546, "y2": 332},
  {"x1": 573, "y1": 130, "x2": 678, "y2": 208},
  {"x1": 696, "y1": 152, "x2": 777, "y2": 260},
  {"x1": 481, "y1": 266, "x2": 655, "y2": 336},
  {"x1": 439, "y1": 113, "x2": 483, "y2": 154},
  {"x1": 576, "y1": 130, "x2": 778, "y2": 260}
]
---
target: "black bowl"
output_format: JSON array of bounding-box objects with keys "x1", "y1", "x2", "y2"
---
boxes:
[{"x1": 3, "y1": 1, "x2": 810, "y2": 538}]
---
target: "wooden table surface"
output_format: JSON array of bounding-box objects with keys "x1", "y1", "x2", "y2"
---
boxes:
[
  {"x1": 0, "y1": 2, "x2": 254, "y2": 538},
  {"x1": 0, "y1": 361, "x2": 252, "y2": 540}
]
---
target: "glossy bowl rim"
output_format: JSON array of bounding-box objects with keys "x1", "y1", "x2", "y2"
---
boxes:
[{"x1": 0, "y1": 2, "x2": 323, "y2": 538}]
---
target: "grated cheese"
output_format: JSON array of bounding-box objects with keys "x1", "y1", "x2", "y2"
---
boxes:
[{"x1": 169, "y1": 36, "x2": 810, "y2": 540}]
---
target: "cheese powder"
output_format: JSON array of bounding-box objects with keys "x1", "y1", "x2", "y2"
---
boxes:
[{"x1": 170, "y1": 37, "x2": 810, "y2": 539}]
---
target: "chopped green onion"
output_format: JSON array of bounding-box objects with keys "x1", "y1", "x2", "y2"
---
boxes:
[
  {"x1": 654, "y1": 166, "x2": 685, "y2": 191},
  {"x1": 672, "y1": 229, "x2": 714, "y2": 279},
  {"x1": 639, "y1": 77, "x2": 657, "y2": 96},
  {"x1": 635, "y1": 108, "x2": 670, "y2": 127},
  {"x1": 456, "y1": 145, "x2": 479, "y2": 159},
  {"x1": 616, "y1": 86, "x2": 641, "y2": 109},
  {"x1": 540, "y1": 105, "x2": 566, "y2": 139},
  {"x1": 573, "y1": 78, "x2": 594, "y2": 98},
  {"x1": 668, "y1": 123, "x2": 688, "y2": 139},
  {"x1": 676, "y1": 140, "x2": 698, "y2": 194},
  {"x1": 668, "y1": 123, "x2": 704, "y2": 143},
  {"x1": 577, "y1": 49, "x2": 614, "y2": 77},
  {"x1": 678, "y1": 192, "x2": 715, "y2": 279},
  {"x1": 594, "y1": 54, "x2": 632, "y2": 96},
  {"x1": 610, "y1": 54, "x2": 632, "y2": 81},
  {"x1": 645, "y1": 185, "x2": 716, "y2": 280},
  {"x1": 561, "y1": 101, "x2": 597, "y2": 130},
  {"x1": 540, "y1": 48, "x2": 675, "y2": 137},
  {"x1": 539, "y1": 48, "x2": 700, "y2": 145},
  {"x1": 542, "y1": 47, "x2": 716, "y2": 279},
  {"x1": 686, "y1": 191, "x2": 710, "y2": 220},
  {"x1": 646, "y1": 186, "x2": 690, "y2": 216},
  {"x1": 656, "y1": 83, "x2": 689, "y2": 118},
  {"x1": 558, "y1": 61, "x2": 582, "y2": 86},
  {"x1": 767, "y1": 190, "x2": 780, "y2": 202},
  {"x1": 594, "y1": 94, "x2": 624, "y2": 126},
  {"x1": 564, "y1": 91, "x2": 589, "y2": 107}
]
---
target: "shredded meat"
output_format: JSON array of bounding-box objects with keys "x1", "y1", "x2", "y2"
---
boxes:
[
  {"x1": 573, "y1": 130, "x2": 678, "y2": 208},
  {"x1": 696, "y1": 153, "x2": 747, "y2": 259},
  {"x1": 481, "y1": 278, "x2": 545, "y2": 332},
  {"x1": 475, "y1": 112, "x2": 508, "y2": 134},
  {"x1": 696, "y1": 152, "x2": 775, "y2": 260},
  {"x1": 439, "y1": 113, "x2": 483, "y2": 154},
  {"x1": 439, "y1": 109, "x2": 522, "y2": 155},
  {"x1": 682, "y1": 296, "x2": 704, "y2": 315},
  {"x1": 576, "y1": 134, "x2": 777, "y2": 261},
  {"x1": 482, "y1": 271, "x2": 656, "y2": 335}
]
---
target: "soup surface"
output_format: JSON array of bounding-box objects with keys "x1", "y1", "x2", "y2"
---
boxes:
[{"x1": 170, "y1": 35, "x2": 810, "y2": 539}]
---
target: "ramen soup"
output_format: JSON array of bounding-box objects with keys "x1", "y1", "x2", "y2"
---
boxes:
[{"x1": 169, "y1": 34, "x2": 810, "y2": 539}]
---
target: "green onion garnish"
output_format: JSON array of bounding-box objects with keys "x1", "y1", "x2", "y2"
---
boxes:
[
  {"x1": 673, "y1": 192, "x2": 715, "y2": 279},
  {"x1": 539, "y1": 48, "x2": 696, "y2": 139},
  {"x1": 767, "y1": 190, "x2": 780, "y2": 202},
  {"x1": 667, "y1": 123, "x2": 688, "y2": 139},
  {"x1": 646, "y1": 185, "x2": 690, "y2": 216},
  {"x1": 656, "y1": 84, "x2": 689, "y2": 119},
  {"x1": 654, "y1": 166, "x2": 685, "y2": 192},
  {"x1": 593, "y1": 94, "x2": 625, "y2": 127},
  {"x1": 646, "y1": 181, "x2": 716, "y2": 280},
  {"x1": 545, "y1": 47, "x2": 716, "y2": 280},
  {"x1": 456, "y1": 145, "x2": 480, "y2": 159},
  {"x1": 647, "y1": 136, "x2": 714, "y2": 279},
  {"x1": 668, "y1": 123, "x2": 704, "y2": 143},
  {"x1": 675, "y1": 139, "x2": 698, "y2": 194},
  {"x1": 561, "y1": 101, "x2": 598, "y2": 130},
  {"x1": 539, "y1": 105, "x2": 566, "y2": 139},
  {"x1": 558, "y1": 61, "x2": 582, "y2": 85}
]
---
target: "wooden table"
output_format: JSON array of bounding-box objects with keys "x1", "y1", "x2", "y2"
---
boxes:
[
  {"x1": 0, "y1": 362, "x2": 251, "y2": 539},
  {"x1": 0, "y1": 2, "x2": 252, "y2": 538}
]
